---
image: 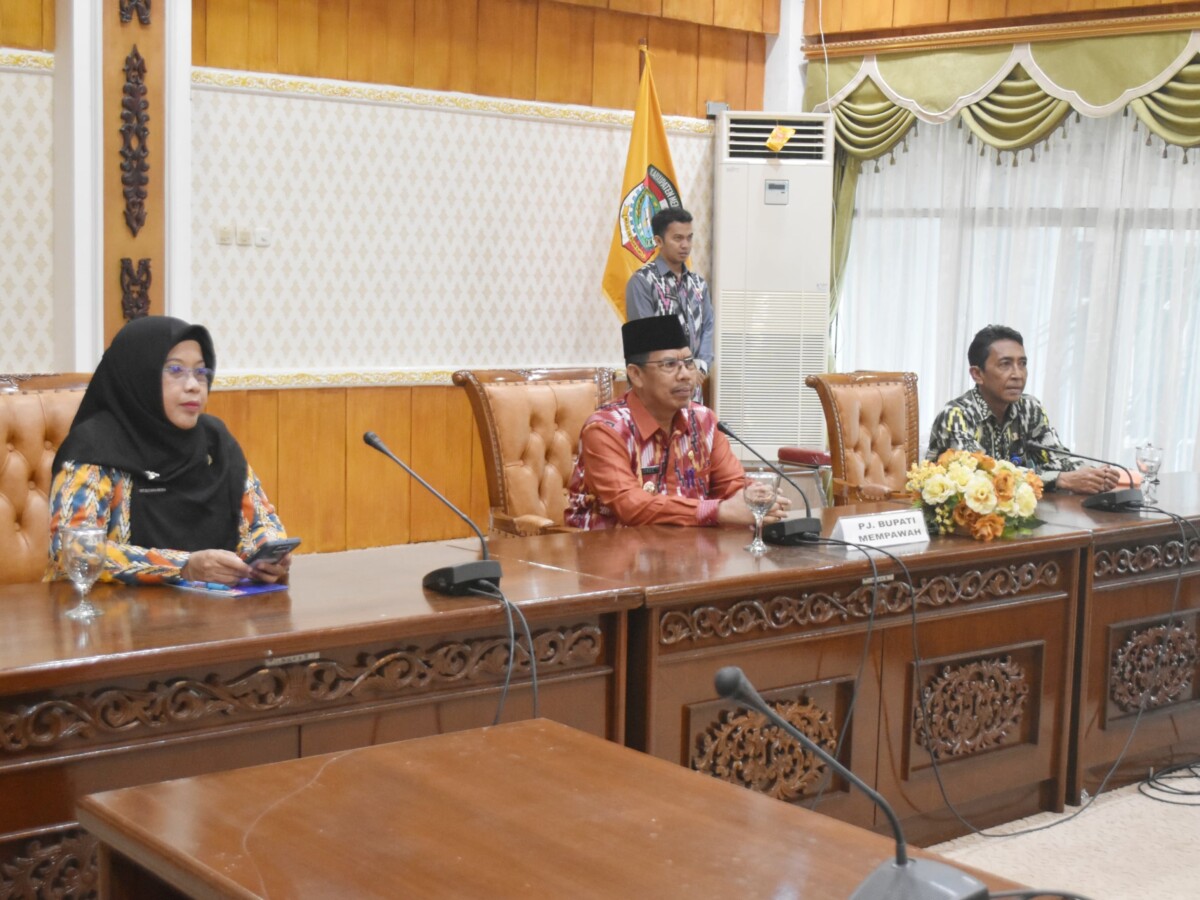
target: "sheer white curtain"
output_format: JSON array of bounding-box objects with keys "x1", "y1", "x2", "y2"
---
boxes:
[{"x1": 836, "y1": 113, "x2": 1200, "y2": 473}]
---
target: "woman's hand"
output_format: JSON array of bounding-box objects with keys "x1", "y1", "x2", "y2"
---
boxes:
[
  {"x1": 181, "y1": 550, "x2": 252, "y2": 585},
  {"x1": 248, "y1": 552, "x2": 292, "y2": 584}
]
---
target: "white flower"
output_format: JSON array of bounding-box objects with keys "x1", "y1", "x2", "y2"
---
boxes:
[
  {"x1": 964, "y1": 473, "x2": 998, "y2": 515},
  {"x1": 921, "y1": 473, "x2": 957, "y2": 505},
  {"x1": 1014, "y1": 482, "x2": 1037, "y2": 518},
  {"x1": 946, "y1": 462, "x2": 974, "y2": 488}
]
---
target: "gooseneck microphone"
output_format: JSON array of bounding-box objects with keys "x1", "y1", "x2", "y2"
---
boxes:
[
  {"x1": 716, "y1": 421, "x2": 822, "y2": 543},
  {"x1": 363, "y1": 431, "x2": 502, "y2": 594},
  {"x1": 714, "y1": 666, "x2": 988, "y2": 900},
  {"x1": 1024, "y1": 441, "x2": 1143, "y2": 511}
]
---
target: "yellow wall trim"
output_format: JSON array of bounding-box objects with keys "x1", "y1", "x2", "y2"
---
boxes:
[
  {"x1": 192, "y1": 67, "x2": 715, "y2": 136},
  {"x1": 0, "y1": 48, "x2": 52, "y2": 71},
  {"x1": 213, "y1": 370, "x2": 471, "y2": 390}
]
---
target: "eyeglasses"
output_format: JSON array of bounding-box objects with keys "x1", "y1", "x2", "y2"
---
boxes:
[
  {"x1": 162, "y1": 364, "x2": 214, "y2": 384},
  {"x1": 641, "y1": 356, "x2": 697, "y2": 373}
]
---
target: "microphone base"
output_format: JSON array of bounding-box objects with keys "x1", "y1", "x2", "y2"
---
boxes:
[
  {"x1": 763, "y1": 517, "x2": 823, "y2": 545},
  {"x1": 1081, "y1": 487, "x2": 1143, "y2": 511},
  {"x1": 849, "y1": 858, "x2": 988, "y2": 900},
  {"x1": 422, "y1": 560, "x2": 503, "y2": 596}
]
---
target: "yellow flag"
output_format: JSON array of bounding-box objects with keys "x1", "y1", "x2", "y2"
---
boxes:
[{"x1": 601, "y1": 50, "x2": 683, "y2": 322}]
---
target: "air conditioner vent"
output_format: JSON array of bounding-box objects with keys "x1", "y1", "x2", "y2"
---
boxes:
[{"x1": 725, "y1": 117, "x2": 829, "y2": 161}]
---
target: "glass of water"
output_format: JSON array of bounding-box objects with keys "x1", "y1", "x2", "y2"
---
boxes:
[
  {"x1": 62, "y1": 526, "x2": 107, "y2": 621},
  {"x1": 1135, "y1": 442, "x2": 1164, "y2": 504},
  {"x1": 743, "y1": 468, "x2": 781, "y2": 556}
]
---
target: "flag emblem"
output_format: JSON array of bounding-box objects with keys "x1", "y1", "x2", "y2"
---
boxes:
[{"x1": 618, "y1": 165, "x2": 681, "y2": 264}]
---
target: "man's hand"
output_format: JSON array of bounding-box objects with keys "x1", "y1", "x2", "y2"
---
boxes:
[
  {"x1": 1057, "y1": 465, "x2": 1121, "y2": 495},
  {"x1": 717, "y1": 492, "x2": 791, "y2": 526}
]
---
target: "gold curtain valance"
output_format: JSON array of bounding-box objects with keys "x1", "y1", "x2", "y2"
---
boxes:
[{"x1": 808, "y1": 30, "x2": 1200, "y2": 156}]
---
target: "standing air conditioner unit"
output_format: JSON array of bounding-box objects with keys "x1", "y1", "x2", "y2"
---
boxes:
[{"x1": 713, "y1": 111, "x2": 833, "y2": 462}]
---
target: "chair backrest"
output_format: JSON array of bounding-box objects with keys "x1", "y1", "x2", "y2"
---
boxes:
[
  {"x1": 453, "y1": 368, "x2": 615, "y2": 535},
  {"x1": 0, "y1": 388, "x2": 86, "y2": 583},
  {"x1": 804, "y1": 371, "x2": 919, "y2": 504}
]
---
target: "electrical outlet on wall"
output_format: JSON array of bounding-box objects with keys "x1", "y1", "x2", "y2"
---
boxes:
[
  {"x1": 216, "y1": 224, "x2": 234, "y2": 245},
  {"x1": 236, "y1": 225, "x2": 253, "y2": 246},
  {"x1": 254, "y1": 227, "x2": 272, "y2": 248}
]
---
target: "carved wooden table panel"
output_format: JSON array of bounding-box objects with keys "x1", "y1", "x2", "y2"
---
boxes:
[
  {"x1": 1037, "y1": 474, "x2": 1200, "y2": 801},
  {"x1": 0, "y1": 544, "x2": 637, "y2": 900}
]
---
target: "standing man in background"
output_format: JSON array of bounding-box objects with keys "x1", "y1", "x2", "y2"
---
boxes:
[{"x1": 625, "y1": 208, "x2": 715, "y2": 388}]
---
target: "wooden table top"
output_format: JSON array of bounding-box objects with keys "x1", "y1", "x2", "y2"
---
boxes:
[
  {"x1": 1034, "y1": 471, "x2": 1200, "y2": 536},
  {"x1": 0, "y1": 543, "x2": 640, "y2": 695},
  {"x1": 77, "y1": 718, "x2": 1023, "y2": 899}
]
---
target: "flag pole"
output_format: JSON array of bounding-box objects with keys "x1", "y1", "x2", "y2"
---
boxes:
[{"x1": 638, "y1": 37, "x2": 648, "y2": 79}]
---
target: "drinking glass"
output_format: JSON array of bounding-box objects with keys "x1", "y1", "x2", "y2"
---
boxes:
[
  {"x1": 62, "y1": 526, "x2": 107, "y2": 621},
  {"x1": 1135, "y1": 442, "x2": 1164, "y2": 504},
  {"x1": 743, "y1": 468, "x2": 781, "y2": 556}
]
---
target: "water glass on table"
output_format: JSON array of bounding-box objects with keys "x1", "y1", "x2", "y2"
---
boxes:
[
  {"x1": 62, "y1": 526, "x2": 107, "y2": 621},
  {"x1": 743, "y1": 467, "x2": 781, "y2": 556}
]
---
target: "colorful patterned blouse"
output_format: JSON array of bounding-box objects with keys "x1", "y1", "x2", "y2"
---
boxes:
[{"x1": 45, "y1": 461, "x2": 286, "y2": 584}]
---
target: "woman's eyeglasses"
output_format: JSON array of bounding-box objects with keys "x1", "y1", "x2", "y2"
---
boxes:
[{"x1": 162, "y1": 364, "x2": 214, "y2": 383}]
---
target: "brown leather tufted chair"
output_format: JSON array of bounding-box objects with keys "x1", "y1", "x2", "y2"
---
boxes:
[
  {"x1": 453, "y1": 368, "x2": 615, "y2": 537},
  {"x1": 804, "y1": 371, "x2": 919, "y2": 505},
  {"x1": 0, "y1": 388, "x2": 86, "y2": 583}
]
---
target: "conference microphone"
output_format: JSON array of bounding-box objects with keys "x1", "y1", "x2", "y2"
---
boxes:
[
  {"x1": 714, "y1": 666, "x2": 988, "y2": 900},
  {"x1": 1024, "y1": 441, "x2": 1143, "y2": 511},
  {"x1": 363, "y1": 431, "x2": 502, "y2": 595},
  {"x1": 716, "y1": 421, "x2": 821, "y2": 543}
]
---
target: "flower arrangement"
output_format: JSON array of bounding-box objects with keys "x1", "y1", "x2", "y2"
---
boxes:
[{"x1": 905, "y1": 450, "x2": 1044, "y2": 542}]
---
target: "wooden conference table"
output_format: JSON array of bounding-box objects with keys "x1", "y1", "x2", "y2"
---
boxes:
[
  {"x1": 76, "y1": 719, "x2": 1025, "y2": 899},
  {"x1": 0, "y1": 544, "x2": 637, "y2": 899}
]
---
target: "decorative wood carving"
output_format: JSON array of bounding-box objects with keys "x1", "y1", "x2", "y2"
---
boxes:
[
  {"x1": 0, "y1": 625, "x2": 601, "y2": 755},
  {"x1": 0, "y1": 830, "x2": 98, "y2": 900},
  {"x1": 660, "y1": 561, "x2": 1060, "y2": 645},
  {"x1": 913, "y1": 656, "x2": 1029, "y2": 760},
  {"x1": 692, "y1": 700, "x2": 839, "y2": 801},
  {"x1": 119, "y1": 46, "x2": 150, "y2": 237},
  {"x1": 119, "y1": 257, "x2": 151, "y2": 320},
  {"x1": 119, "y1": 0, "x2": 152, "y2": 26},
  {"x1": 1110, "y1": 623, "x2": 1198, "y2": 714},
  {"x1": 1094, "y1": 539, "x2": 1200, "y2": 582}
]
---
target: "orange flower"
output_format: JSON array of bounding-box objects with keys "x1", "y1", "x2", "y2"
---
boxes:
[
  {"x1": 1025, "y1": 472, "x2": 1044, "y2": 500},
  {"x1": 971, "y1": 451, "x2": 996, "y2": 472},
  {"x1": 971, "y1": 514, "x2": 1005, "y2": 542},
  {"x1": 952, "y1": 502, "x2": 979, "y2": 529},
  {"x1": 937, "y1": 449, "x2": 962, "y2": 467},
  {"x1": 992, "y1": 470, "x2": 1016, "y2": 502}
]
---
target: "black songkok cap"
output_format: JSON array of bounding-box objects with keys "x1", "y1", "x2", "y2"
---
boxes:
[{"x1": 622, "y1": 315, "x2": 688, "y2": 360}]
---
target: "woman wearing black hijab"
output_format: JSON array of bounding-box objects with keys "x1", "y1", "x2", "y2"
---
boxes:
[{"x1": 47, "y1": 316, "x2": 290, "y2": 586}]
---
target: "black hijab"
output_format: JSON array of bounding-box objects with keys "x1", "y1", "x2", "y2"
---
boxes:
[{"x1": 53, "y1": 316, "x2": 246, "y2": 553}]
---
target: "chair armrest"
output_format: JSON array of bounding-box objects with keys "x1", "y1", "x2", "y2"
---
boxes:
[{"x1": 778, "y1": 446, "x2": 832, "y2": 467}]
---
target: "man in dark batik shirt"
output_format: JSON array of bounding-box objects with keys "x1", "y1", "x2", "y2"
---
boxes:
[{"x1": 927, "y1": 325, "x2": 1119, "y2": 494}]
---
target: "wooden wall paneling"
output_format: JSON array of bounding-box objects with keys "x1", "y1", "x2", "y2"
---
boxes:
[
  {"x1": 0, "y1": 0, "x2": 42, "y2": 49},
  {"x1": 41, "y1": 0, "x2": 54, "y2": 50},
  {"x1": 384, "y1": 0, "x2": 416, "y2": 87},
  {"x1": 556, "y1": 0, "x2": 606, "y2": 9},
  {"x1": 345, "y1": 387, "x2": 413, "y2": 547},
  {"x1": 714, "y1": 0, "x2": 761, "y2": 33},
  {"x1": 745, "y1": 31, "x2": 764, "y2": 111},
  {"x1": 948, "y1": 0, "x2": 1006, "y2": 23},
  {"x1": 610, "y1": 0, "x2": 663, "y2": 17},
  {"x1": 663, "y1": 0, "x2": 713, "y2": 27},
  {"x1": 534, "y1": 2, "x2": 595, "y2": 107},
  {"x1": 346, "y1": 0, "x2": 389, "y2": 84},
  {"x1": 803, "y1": 0, "x2": 839, "y2": 39},
  {"x1": 408, "y1": 387, "x2": 476, "y2": 542},
  {"x1": 193, "y1": 0, "x2": 208, "y2": 65},
  {"x1": 248, "y1": 0, "x2": 280, "y2": 73},
  {"x1": 476, "y1": 0, "x2": 538, "y2": 101},
  {"x1": 591, "y1": 11, "x2": 650, "y2": 111},
  {"x1": 275, "y1": 388, "x2": 347, "y2": 551},
  {"x1": 1067, "y1": 0, "x2": 1099, "y2": 10},
  {"x1": 696, "y1": 26, "x2": 747, "y2": 114},
  {"x1": 413, "y1": 0, "x2": 477, "y2": 94},
  {"x1": 647, "y1": 17, "x2": 699, "y2": 118},
  {"x1": 468, "y1": 416, "x2": 490, "y2": 529},
  {"x1": 891, "y1": 0, "x2": 949, "y2": 28},
  {"x1": 317, "y1": 0, "x2": 348, "y2": 80},
  {"x1": 277, "y1": 0, "x2": 319, "y2": 77},
  {"x1": 205, "y1": 0, "x2": 250, "y2": 70},
  {"x1": 206, "y1": 389, "x2": 282, "y2": 511},
  {"x1": 762, "y1": 0, "x2": 779, "y2": 34},
  {"x1": 839, "y1": 0, "x2": 890, "y2": 33}
]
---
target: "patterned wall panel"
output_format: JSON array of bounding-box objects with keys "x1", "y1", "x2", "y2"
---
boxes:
[
  {"x1": 0, "y1": 57, "x2": 55, "y2": 372},
  {"x1": 190, "y1": 71, "x2": 716, "y2": 377}
]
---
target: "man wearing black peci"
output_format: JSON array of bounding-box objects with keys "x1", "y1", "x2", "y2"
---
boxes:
[{"x1": 926, "y1": 324, "x2": 1119, "y2": 494}]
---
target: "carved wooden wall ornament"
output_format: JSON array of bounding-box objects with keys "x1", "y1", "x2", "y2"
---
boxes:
[
  {"x1": 119, "y1": 0, "x2": 152, "y2": 26},
  {"x1": 0, "y1": 625, "x2": 601, "y2": 755},
  {"x1": 660, "y1": 561, "x2": 1061, "y2": 646},
  {"x1": 1093, "y1": 538, "x2": 1200, "y2": 581},
  {"x1": 913, "y1": 656, "x2": 1029, "y2": 760},
  {"x1": 119, "y1": 257, "x2": 151, "y2": 320},
  {"x1": 1109, "y1": 622, "x2": 1198, "y2": 714},
  {"x1": 119, "y1": 46, "x2": 150, "y2": 237},
  {"x1": 0, "y1": 830, "x2": 97, "y2": 900},
  {"x1": 692, "y1": 700, "x2": 839, "y2": 802}
]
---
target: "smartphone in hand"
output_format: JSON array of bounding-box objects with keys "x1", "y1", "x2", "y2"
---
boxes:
[{"x1": 244, "y1": 537, "x2": 302, "y2": 565}]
